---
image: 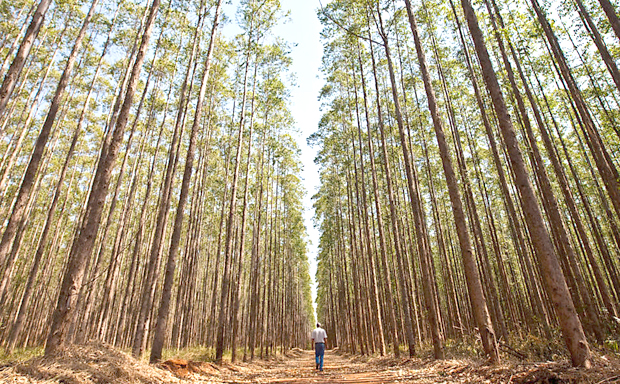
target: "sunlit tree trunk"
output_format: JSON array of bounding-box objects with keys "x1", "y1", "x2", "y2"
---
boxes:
[
  {"x1": 460, "y1": 0, "x2": 591, "y2": 367},
  {"x1": 44, "y1": 0, "x2": 162, "y2": 356},
  {"x1": 373, "y1": 2, "x2": 444, "y2": 359},
  {"x1": 404, "y1": 0, "x2": 497, "y2": 361},
  {"x1": 0, "y1": 0, "x2": 99, "y2": 303},
  {"x1": 131, "y1": 6, "x2": 200, "y2": 358},
  {"x1": 597, "y1": 0, "x2": 620, "y2": 43},
  {"x1": 0, "y1": 0, "x2": 53, "y2": 120},
  {"x1": 215, "y1": 11, "x2": 255, "y2": 362},
  {"x1": 150, "y1": 0, "x2": 223, "y2": 363}
]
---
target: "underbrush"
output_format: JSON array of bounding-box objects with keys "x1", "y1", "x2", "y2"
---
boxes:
[
  {"x1": 0, "y1": 346, "x2": 44, "y2": 364},
  {"x1": 338, "y1": 329, "x2": 620, "y2": 365},
  {"x1": 161, "y1": 346, "x2": 218, "y2": 363}
]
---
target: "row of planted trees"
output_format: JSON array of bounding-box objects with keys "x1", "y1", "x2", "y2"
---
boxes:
[
  {"x1": 0, "y1": 0, "x2": 314, "y2": 363},
  {"x1": 313, "y1": 0, "x2": 620, "y2": 368}
]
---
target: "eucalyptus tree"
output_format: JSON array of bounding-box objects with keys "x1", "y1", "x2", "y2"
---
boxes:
[
  {"x1": 313, "y1": 0, "x2": 618, "y2": 367},
  {"x1": 0, "y1": 2, "x2": 36, "y2": 81},
  {"x1": 45, "y1": 0, "x2": 163, "y2": 355},
  {"x1": 215, "y1": 0, "x2": 287, "y2": 362},
  {"x1": 0, "y1": 0, "x2": 53, "y2": 119},
  {"x1": 0, "y1": 0, "x2": 100, "y2": 304},
  {"x1": 370, "y1": 0, "x2": 448, "y2": 358},
  {"x1": 574, "y1": 0, "x2": 620, "y2": 94},
  {"x1": 355, "y1": 39, "x2": 400, "y2": 357},
  {"x1": 459, "y1": 0, "x2": 591, "y2": 368},
  {"x1": 0, "y1": 0, "x2": 311, "y2": 359},
  {"x1": 2, "y1": 1, "x2": 123, "y2": 352},
  {"x1": 149, "y1": 0, "x2": 223, "y2": 363},
  {"x1": 233, "y1": 40, "x2": 293, "y2": 361},
  {"x1": 131, "y1": 2, "x2": 204, "y2": 358},
  {"x1": 596, "y1": 0, "x2": 620, "y2": 42},
  {"x1": 402, "y1": 0, "x2": 497, "y2": 362}
]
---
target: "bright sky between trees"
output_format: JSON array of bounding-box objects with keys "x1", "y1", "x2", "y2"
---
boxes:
[{"x1": 221, "y1": 0, "x2": 325, "y2": 312}]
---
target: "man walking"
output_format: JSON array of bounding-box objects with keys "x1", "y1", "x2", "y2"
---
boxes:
[{"x1": 311, "y1": 322, "x2": 327, "y2": 371}]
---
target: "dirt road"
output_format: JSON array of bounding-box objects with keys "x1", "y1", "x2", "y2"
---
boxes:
[
  {"x1": 225, "y1": 350, "x2": 451, "y2": 383},
  {"x1": 221, "y1": 349, "x2": 620, "y2": 384}
]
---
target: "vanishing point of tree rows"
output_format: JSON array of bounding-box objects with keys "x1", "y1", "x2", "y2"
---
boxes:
[
  {"x1": 0, "y1": 0, "x2": 314, "y2": 363},
  {"x1": 313, "y1": 0, "x2": 620, "y2": 368}
]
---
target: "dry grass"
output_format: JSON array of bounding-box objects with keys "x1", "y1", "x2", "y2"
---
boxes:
[
  {"x1": 0, "y1": 342, "x2": 220, "y2": 383},
  {"x1": 361, "y1": 347, "x2": 620, "y2": 383}
]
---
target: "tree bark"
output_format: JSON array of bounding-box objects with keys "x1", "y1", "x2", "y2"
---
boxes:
[
  {"x1": 373, "y1": 3, "x2": 444, "y2": 359},
  {"x1": 366, "y1": 24, "x2": 417, "y2": 357},
  {"x1": 44, "y1": 0, "x2": 161, "y2": 356},
  {"x1": 355, "y1": 43, "x2": 399, "y2": 356},
  {"x1": 460, "y1": 0, "x2": 591, "y2": 367},
  {"x1": 404, "y1": 0, "x2": 497, "y2": 362},
  {"x1": 215, "y1": 5, "x2": 257, "y2": 361},
  {"x1": 575, "y1": 0, "x2": 620, "y2": 94},
  {"x1": 597, "y1": 0, "x2": 620, "y2": 43},
  {"x1": 150, "y1": 0, "x2": 222, "y2": 363},
  {"x1": 0, "y1": 0, "x2": 53, "y2": 120},
  {"x1": 131, "y1": 6, "x2": 200, "y2": 358},
  {"x1": 0, "y1": 0, "x2": 99, "y2": 300}
]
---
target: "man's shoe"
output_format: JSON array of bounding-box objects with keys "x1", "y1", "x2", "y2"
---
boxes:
[{"x1": 315, "y1": 363, "x2": 319, "y2": 370}]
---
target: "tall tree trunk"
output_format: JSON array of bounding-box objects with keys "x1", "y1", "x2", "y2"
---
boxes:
[
  {"x1": 44, "y1": 0, "x2": 161, "y2": 356},
  {"x1": 575, "y1": 0, "x2": 620, "y2": 94},
  {"x1": 365, "y1": 23, "x2": 417, "y2": 356},
  {"x1": 215, "y1": 9, "x2": 256, "y2": 362},
  {"x1": 131, "y1": 6, "x2": 201, "y2": 357},
  {"x1": 245, "y1": 133, "x2": 268, "y2": 361},
  {"x1": 115, "y1": 85, "x2": 168, "y2": 348},
  {"x1": 447, "y1": 0, "x2": 551, "y2": 331},
  {"x1": 2, "y1": 39, "x2": 111, "y2": 347},
  {"x1": 373, "y1": 3, "x2": 444, "y2": 359},
  {"x1": 0, "y1": 24, "x2": 65, "y2": 198},
  {"x1": 0, "y1": 0, "x2": 99, "y2": 299},
  {"x1": 531, "y1": 0, "x2": 620, "y2": 223},
  {"x1": 460, "y1": 0, "x2": 591, "y2": 367},
  {"x1": 404, "y1": 0, "x2": 497, "y2": 362},
  {"x1": 348, "y1": 53, "x2": 386, "y2": 356},
  {"x1": 0, "y1": 2, "x2": 36, "y2": 81},
  {"x1": 230, "y1": 61, "x2": 260, "y2": 362},
  {"x1": 489, "y1": 0, "x2": 616, "y2": 328},
  {"x1": 528, "y1": 62, "x2": 620, "y2": 317},
  {"x1": 0, "y1": 0, "x2": 53, "y2": 120},
  {"x1": 597, "y1": 0, "x2": 620, "y2": 43},
  {"x1": 357, "y1": 44, "x2": 400, "y2": 356},
  {"x1": 149, "y1": 0, "x2": 222, "y2": 363}
]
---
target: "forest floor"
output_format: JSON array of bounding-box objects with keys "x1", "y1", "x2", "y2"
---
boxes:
[{"x1": 1, "y1": 342, "x2": 619, "y2": 383}]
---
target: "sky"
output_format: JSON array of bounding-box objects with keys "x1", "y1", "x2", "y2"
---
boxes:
[
  {"x1": 272, "y1": 0, "x2": 324, "y2": 314},
  {"x1": 221, "y1": 0, "x2": 325, "y2": 311}
]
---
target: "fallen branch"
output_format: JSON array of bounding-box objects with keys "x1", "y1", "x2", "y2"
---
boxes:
[{"x1": 499, "y1": 342, "x2": 527, "y2": 360}]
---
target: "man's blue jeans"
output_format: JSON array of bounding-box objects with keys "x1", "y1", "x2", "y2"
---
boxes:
[{"x1": 315, "y1": 342, "x2": 325, "y2": 370}]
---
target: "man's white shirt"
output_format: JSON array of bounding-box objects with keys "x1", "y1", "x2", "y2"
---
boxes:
[{"x1": 312, "y1": 327, "x2": 327, "y2": 343}]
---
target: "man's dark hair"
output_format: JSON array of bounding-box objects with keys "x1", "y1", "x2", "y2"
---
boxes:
[{"x1": 316, "y1": 322, "x2": 321, "y2": 328}]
